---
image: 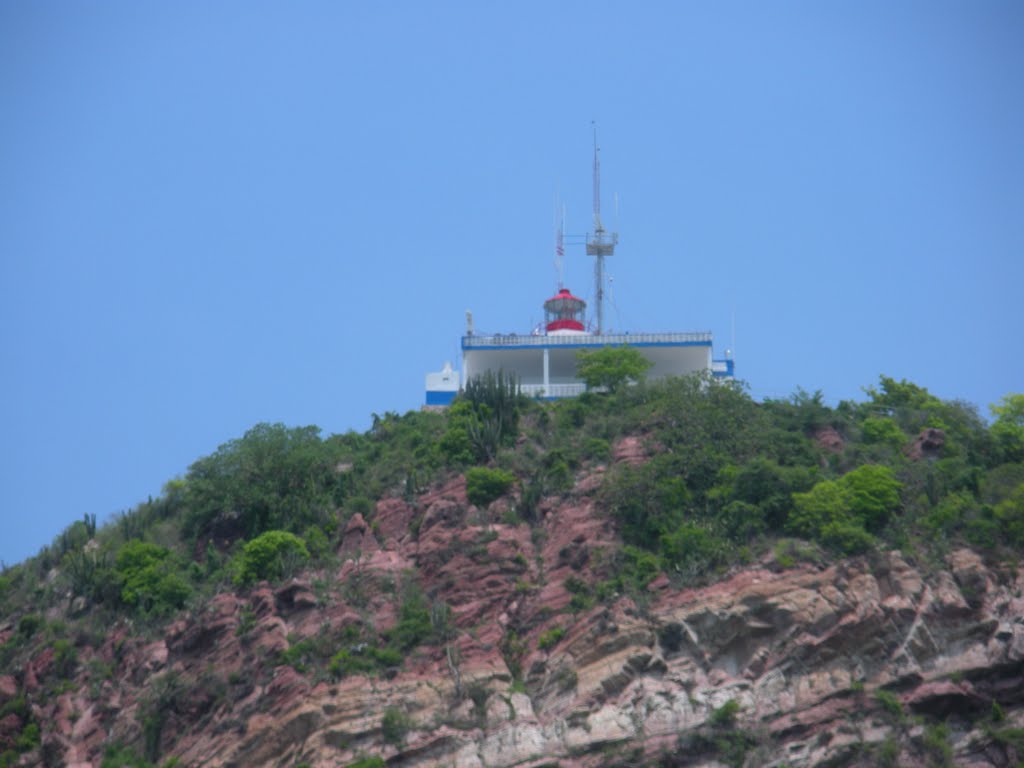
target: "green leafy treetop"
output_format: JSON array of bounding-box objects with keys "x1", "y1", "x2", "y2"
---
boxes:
[
  {"x1": 575, "y1": 346, "x2": 653, "y2": 393},
  {"x1": 991, "y1": 393, "x2": 1024, "y2": 463}
]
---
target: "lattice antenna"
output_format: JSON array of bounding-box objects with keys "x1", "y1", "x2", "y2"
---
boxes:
[{"x1": 585, "y1": 124, "x2": 618, "y2": 335}]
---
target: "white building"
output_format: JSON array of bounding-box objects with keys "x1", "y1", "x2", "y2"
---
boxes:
[{"x1": 425, "y1": 287, "x2": 733, "y2": 405}]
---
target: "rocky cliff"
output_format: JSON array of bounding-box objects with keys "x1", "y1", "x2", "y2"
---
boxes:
[{"x1": 3, "y1": 443, "x2": 1024, "y2": 768}]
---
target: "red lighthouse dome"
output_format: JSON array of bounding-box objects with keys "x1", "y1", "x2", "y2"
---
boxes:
[{"x1": 543, "y1": 288, "x2": 587, "y2": 334}]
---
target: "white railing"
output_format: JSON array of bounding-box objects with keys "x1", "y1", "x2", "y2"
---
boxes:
[
  {"x1": 519, "y1": 383, "x2": 588, "y2": 398},
  {"x1": 462, "y1": 331, "x2": 712, "y2": 348}
]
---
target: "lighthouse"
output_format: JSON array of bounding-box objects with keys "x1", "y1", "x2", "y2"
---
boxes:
[
  {"x1": 424, "y1": 143, "x2": 735, "y2": 406},
  {"x1": 543, "y1": 288, "x2": 587, "y2": 334}
]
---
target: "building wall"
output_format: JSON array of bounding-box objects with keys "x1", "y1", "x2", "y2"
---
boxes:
[{"x1": 462, "y1": 341, "x2": 712, "y2": 389}]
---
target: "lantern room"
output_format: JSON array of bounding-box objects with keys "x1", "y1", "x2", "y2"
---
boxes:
[{"x1": 543, "y1": 288, "x2": 587, "y2": 334}]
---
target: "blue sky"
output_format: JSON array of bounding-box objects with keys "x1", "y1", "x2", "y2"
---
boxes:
[{"x1": 2, "y1": 1, "x2": 1022, "y2": 566}]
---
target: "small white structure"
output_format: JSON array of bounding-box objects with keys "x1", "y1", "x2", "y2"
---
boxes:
[{"x1": 424, "y1": 361, "x2": 459, "y2": 406}]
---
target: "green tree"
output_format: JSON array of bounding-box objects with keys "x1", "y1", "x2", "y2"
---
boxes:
[
  {"x1": 993, "y1": 483, "x2": 1024, "y2": 547},
  {"x1": 842, "y1": 464, "x2": 902, "y2": 532},
  {"x1": 183, "y1": 423, "x2": 344, "y2": 541},
  {"x1": 787, "y1": 464, "x2": 901, "y2": 552},
  {"x1": 465, "y1": 466, "x2": 517, "y2": 507},
  {"x1": 861, "y1": 416, "x2": 906, "y2": 448},
  {"x1": 575, "y1": 346, "x2": 653, "y2": 392},
  {"x1": 233, "y1": 530, "x2": 310, "y2": 585},
  {"x1": 991, "y1": 394, "x2": 1024, "y2": 463},
  {"x1": 602, "y1": 458, "x2": 688, "y2": 550},
  {"x1": 788, "y1": 479, "x2": 850, "y2": 540},
  {"x1": 115, "y1": 541, "x2": 192, "y2": 616}
]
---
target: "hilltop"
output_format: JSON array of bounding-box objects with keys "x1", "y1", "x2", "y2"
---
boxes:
[{"x1": 1, "y1": 374, "x2": 1023, "y2": 767}]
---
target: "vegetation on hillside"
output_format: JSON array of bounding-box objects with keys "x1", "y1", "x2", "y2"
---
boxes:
[
  {"x1": 0, "y1": 362, "x2": 1021, "y2": 764},
  {"x1": 3, "y1": 370, "x2": 1022, "y2": 620}
]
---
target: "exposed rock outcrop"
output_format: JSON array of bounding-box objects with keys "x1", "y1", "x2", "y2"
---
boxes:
[
  {"x1": 10, "y1": 469, "x2": 1024, "y2": 768},
  {"x1": 907, "y1": 427, "x2": 946, "y2": 461}
]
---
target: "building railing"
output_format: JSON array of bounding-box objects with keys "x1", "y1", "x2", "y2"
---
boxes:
[
  {"x1": 462, "y1": 331, "x2": 712, "y2": 349},
  {"x1": 520, "y1": 383, "x2": 587, "y2": 398}
]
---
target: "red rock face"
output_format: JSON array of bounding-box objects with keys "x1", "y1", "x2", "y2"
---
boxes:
[
  {"x1": 15, "y1": 465, "x2": 1024, "y2": 768},
  {"x1": 906, "y1": 427, "x2": 946, "y2": 461},
  {"x1": 814, "y1": 425, "x2": 845, "y2": 453}
]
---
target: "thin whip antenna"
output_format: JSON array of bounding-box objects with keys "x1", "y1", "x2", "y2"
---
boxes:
[
  {"x1": 592, "y1": 124, "x2": 601, "y2": 230},
  {"x1": 731, "y1": 303, "x2": 737, "y2": 359},
  {"x1": 554, "y1": 197, "x2": 565, "y2": 289}
]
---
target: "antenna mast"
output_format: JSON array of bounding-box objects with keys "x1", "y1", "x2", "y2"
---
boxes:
[
  {"x1": 554, "y1": 199, "x2": 565, "y2": 289},
  {"x1": 586, "y1": 125, "x2": 618, "y2": 335}
]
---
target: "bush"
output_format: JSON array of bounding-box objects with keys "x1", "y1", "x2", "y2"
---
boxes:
[
  {"x1": 661, "y1": 523, "x2": 728, "y2": 575},
  {"x1": 389, "y1": 581, "x2": 433, "y2": 652},
  {"x1": 843, "y1": 464, "x2": 902, "y2": 532},
  {"x1": 875, "y1": 689, "x2": 903, "y2": 721},
  {"x1": 788, "y1": 465, "x2": 901, "y2": 551},
  {"x1": 537, "y1": 627, "x2": 565, "y2": 651},
  {"x1": 233, "y1": 531, "x2": 309, "y2": 585},
  {"x1": 710, "y1": 699, "x2": 740, "y2": 727},
  {"x1": 616, "y1": 545, "x2": 661, "y2": 591},
  {"x1": 183, "y1": 423, "x2": 344, "y2": 541},
  {"x1": 115, "y1": 541, "x2": 192, "y2": 616},
  {"x1": 993, "y1": 483, "x2": 1024, "y2": 547},
  {"x1": 329, "y1": 646, "x2": 402, "y2": 678},
  {"x1": 921, "y1": 722, "x2": 953, "y2": 768},
  {"x1": 52, "y1": 638, "x2": 78, "y2": 678},
  {"x1": 344, "y1": 758, "x2": 385, "y2": 768},
  {"x1": 100, "y1": 744, "x2": 156, "y2": 768},
  {"x1": 862, "y1": 416, "x2": 906, "y2": 448},
  {"x1": 465, "y1": 467, "x2": 516, "y2": 508},
  {"x1": 380, "y1": 707, "x2": 412, "y2": 746},
  {"x1": 17, "y1": 614, "x2": 43, "y2": 639}
]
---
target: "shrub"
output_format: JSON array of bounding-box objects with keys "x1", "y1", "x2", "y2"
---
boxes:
[
  {"x1": 329, "y1": 646, "x2": 402, "y2": 678},
  {"x1": 183, "y1": 423, "x2": 344, "y2": 541},
  {"x1": 862, "y1": 416, "x2": 906, "y2": 448},
  {"x1": 345, "y1": 758, "x2": 385, "y2": 768},
  {"x1": 710, "y1": 699, "x2": 740, "y2": 727},
  {"x1": 115, "y1": 541, "x2": 191, "y2": 616},
  {"x1": 788, "y1": 465, "x2": 901, "y2": 551},
  {"x1": 52, "y1": 639, "x2": 78, "y2": 678},
  {"x1": 617, "y1": 546, "x2": 661, "y2": 591},
  {"x1": 993, "y1": 483, "x2": 1024, "y2": 547},
  {"x1": 17, "y1": 614, "x2": 43, "y2": 639},
  {"x1": 389, "y1": 581, "x2": 433, "y2": 652},
  {"x1": 921, "y1": 722, "x2": 953, "y2": 768},
  {"x1": 100, "y1": 743, "x2": 154, "y2": 768},
  {"x1": 465, "y1": 467, "x2": 516, "y2": 508},
  {"x1": 380, "y1": 707, "x2": 412, "y2": 746},
  {"x1": 875, "y1": 689, "x2": 903, "y2": 721},
  {"x1": 233, "y1": 531, "x2": 309, "y2": 585},
  {"x1": 842, "y1": 464, "x2": 902, "y2": 532},
  {"x1": 301, "y1": 525, "x2": 331, "y2": 560},
  {"x1": 537, "y1": 627, "x2": 565, "y2": 651},
  {"x1": 661, "y1": 523, "x2": 728, "y2": 574}
]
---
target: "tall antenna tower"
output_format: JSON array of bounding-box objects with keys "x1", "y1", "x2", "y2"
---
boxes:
[{"x1": 586, "y1": 125, "x2": 618, "y2": 335}]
